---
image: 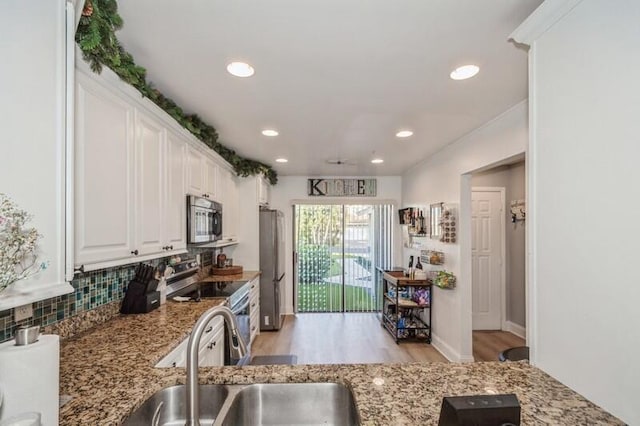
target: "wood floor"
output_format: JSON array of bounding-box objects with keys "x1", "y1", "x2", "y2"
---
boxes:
[
  {"x1": 251, "y1": 313, "x2": 525, "y2": 364},
  {"x1": 251, "y1": 313, "x2": 447, "y2": 364},
  {"x1": 472, "y1": 330, "x2": 526, "y2": 362}
]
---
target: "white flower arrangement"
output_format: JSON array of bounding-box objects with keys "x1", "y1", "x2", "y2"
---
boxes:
[{"x1": 0, "y1": 193, "x2": 47, "y2": 293}]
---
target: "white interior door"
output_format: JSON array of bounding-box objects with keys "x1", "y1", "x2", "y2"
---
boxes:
[{"x1": 472, "y1": 189, "x2": 504, "y2": 330}]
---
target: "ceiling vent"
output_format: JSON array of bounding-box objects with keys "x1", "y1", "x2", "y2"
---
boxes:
[{"x1": 326, "y1": 159, "x2": 356, "y2": 166}]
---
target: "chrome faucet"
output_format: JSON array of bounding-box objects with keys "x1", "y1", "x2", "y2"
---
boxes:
[{"x1": 185, "y1": 305, "x2": 248, "y2": 426}]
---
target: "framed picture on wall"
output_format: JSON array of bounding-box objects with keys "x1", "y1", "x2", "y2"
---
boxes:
[{"x1": 398, "y1": 208, "x2": 412, "y2": 225}]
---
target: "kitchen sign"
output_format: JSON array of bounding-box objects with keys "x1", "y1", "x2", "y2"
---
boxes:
[{"x1": 307, "y1": 179, "x2": 377, "y2": 197}]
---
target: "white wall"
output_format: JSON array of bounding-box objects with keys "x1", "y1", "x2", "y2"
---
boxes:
[
  {"x1": 402, "y1": 101, "x2": 528, "y2": 361},
  {"x1": 0, "y1": 0, "x2": 72, "y2": 311},
  {"x1": 522, "y1": 1, "x2": 640, "y2": 423},
  {"x1": 228, "y1": 176, "x2": 260, "y2": 270},
  {"x1": 269, "y1": 176, "x2": 403, "y2": 314},
  {"x1": 472, "y1": 161, "x2": 526, "y2": 328}
]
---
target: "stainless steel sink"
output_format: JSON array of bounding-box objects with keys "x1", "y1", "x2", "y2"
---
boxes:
[
  {"x1": 122, "y1": 385, "x2": 228, "y2": 426},
  {"x1": 122, "y1": 383, "x2": 360, "y2": 426},
  {"x1": 220, "y1": 383, "x2": 360, "y2": 426}
]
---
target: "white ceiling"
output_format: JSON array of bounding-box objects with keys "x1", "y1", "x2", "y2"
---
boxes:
[{"x1": 116, "y1": 0, "x2": 541, "y2": 177}]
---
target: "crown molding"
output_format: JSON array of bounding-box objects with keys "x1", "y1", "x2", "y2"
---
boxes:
[{"x1": 509, "y1": 0, "x2": 584, "y2": 46}]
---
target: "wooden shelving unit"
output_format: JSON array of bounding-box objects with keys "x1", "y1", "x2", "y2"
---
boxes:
[{"x1": 381, "y1": 271, "x2": 432, "y2": 344}]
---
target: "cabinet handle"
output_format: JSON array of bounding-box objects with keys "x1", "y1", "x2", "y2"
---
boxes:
[
  {"x1": 207, "y1": 342, "x2": 216, "y2": 349},
  {"x1": 169, "y1": 245, "x2": 174, "y2": 250},
  {"x1": 205, "y1": 326, "x2": 213, "y2": 334},
  {"x1": 131, "y1": 250, "x2": 139, "y2": 255},
  {"x1": 251, "y1": 303, "x2": 256, "y2": 308},
  {"x1": 171, "y1": 361, "x2": 176, "y2": 367},
  {"x1": 251, "y1": 326, "x2": 256, "y2": 331}
]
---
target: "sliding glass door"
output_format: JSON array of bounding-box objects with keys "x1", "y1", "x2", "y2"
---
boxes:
[{"x1": 294, "y1": 204, "x2": 393, "y2": 313}]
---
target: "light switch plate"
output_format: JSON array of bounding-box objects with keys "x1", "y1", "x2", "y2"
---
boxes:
[{"x1": 14, "y1": 303, "x2": 33, "y2": 322}]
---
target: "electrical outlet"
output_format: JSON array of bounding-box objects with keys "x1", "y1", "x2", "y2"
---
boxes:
[{"x1": 14, "y1": 303, "x2": 33, "y2": 322}]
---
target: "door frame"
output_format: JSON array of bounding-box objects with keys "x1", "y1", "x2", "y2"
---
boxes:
[{"x1": 471, "y1": 187, "x2": 507, "y2": 331}]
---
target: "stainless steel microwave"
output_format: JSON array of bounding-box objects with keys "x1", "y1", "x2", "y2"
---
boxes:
[{"x1": 187, "y1": 195, "x2": 222, "y2": 244}]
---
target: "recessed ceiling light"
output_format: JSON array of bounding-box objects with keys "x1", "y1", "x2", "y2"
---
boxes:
[
  {"x1": 262, "y1": 129, "x2": 279, "y2": 137},
  {"x1": 275, "y1": 158, "x2": 288, "y2": 163},
  {"x1": 371, "y1": 158, "x2": 384, "y2": 164},
  {"x1": 226, "y1": 61, "x2": 255, "y2": 78},
  {"x1": 396, "y1": 130, "x2": 413, "y2": 138},
  {"x1": 450, "y1": 64, "x2": 480, "y2": 80}
]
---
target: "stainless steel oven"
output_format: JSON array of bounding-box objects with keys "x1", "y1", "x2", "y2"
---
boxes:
[
  {"x1": 166, "y1": 263, "x2": 252, "y2": 366},
  {"x1": 200, "y1": 280, "x2": 252, "y2": 365},
  {"x1": 187, "y1": 195, "x2": 222, "y2": 244},
  {"x1": 228, "y1": 282, "x2": 251, "y2": 365}
]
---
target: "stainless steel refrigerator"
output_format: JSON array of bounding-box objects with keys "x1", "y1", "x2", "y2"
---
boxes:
[{"x1": 259, "y1": 208, "x2": 286, "y2": 330}]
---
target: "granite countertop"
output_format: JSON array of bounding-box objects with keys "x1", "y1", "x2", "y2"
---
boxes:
[
  {"x1": 196, "y1": 269, "x2": 260, "y2": 283},
  {"x1": 59, "y1": 298, "x2": 623, "y2": 426}
]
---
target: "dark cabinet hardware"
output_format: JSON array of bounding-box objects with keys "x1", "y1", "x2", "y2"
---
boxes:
[{"x1": 131, "y1": 249, "x2": 139, "y2": 255}]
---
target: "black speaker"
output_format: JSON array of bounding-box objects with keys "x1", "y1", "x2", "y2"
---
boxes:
[{"x1": 438, "y1": 394, "x2": 520, "y2": 426}]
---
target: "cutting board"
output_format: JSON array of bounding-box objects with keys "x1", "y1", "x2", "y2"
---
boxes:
[{"x1": 211, "y1": 265, "x2": 243, "y2": 276}]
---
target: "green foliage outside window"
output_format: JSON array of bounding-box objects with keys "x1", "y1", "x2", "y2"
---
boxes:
[{"x1": 297, "y1": 245, "x2": 331, "y2": 285}]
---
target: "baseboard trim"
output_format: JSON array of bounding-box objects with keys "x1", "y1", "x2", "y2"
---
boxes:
[
  {"x1": 505, "y1": 321, "x2": 526, "y2": 340},
  {"x1": 431, "y1": 333, "x2": 475, "y2": 363}
]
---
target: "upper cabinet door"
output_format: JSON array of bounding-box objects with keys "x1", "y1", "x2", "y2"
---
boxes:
[
  {"x1": 134, "y1": 111, "x2": 165, "y2": 255},
  {"x1": 186, "y1": 145, "x2": 205, "y2": 196},
  {"x1": 204, "y1": 158, "x2": 219, "y2": 201},
  {"x1": 165, "y1": 130, "x2": 187, "y2": 251},
  {"x1": 75, "y1": 76, "x2": 135, "y2": 265}
]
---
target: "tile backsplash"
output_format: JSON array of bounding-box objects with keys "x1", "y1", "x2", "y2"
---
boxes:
[{"x1": 0, "y1": 265, "x2": 136, "y2": 343}]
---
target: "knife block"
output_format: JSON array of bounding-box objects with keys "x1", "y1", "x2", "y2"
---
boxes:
[
  {"x1": 120, "y1": 281, "x2": 161, "y2": 314},
  {"x1": 143, "y1": 291, "x2": 161, "y2": 313}
]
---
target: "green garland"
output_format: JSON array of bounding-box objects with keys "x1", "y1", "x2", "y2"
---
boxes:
[{"x1": 75, "y1": 0, "x2": 277, "y2": 184}]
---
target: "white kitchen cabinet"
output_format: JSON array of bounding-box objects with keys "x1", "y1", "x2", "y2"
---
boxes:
[
  {"x1": 75, "y1": 73, "x2": 190, "y2": 269},
  {"x1": 75, "y1": 74, "x2": 136, "y2": 266},
  {"x1": 155, "y1": 316, "x2": 224, "y2": 368},
  {"x1": 199, "y1": 321, "x2": 225, "y2": 367},
  {"x1": 220, "y1": 168, "x2": 239, "y2": 243},
  {"x1": 204, "y1": 158, "x2": 219, "y2": 201},
  {"x1": 133, "y1": 116, "x2": 188, "y2": 258},
  {"x1": 75, "y1": 58, "x2": 236, "y2": 269},
  {"x1": 164, "y1": 130, "x2": 187, "y2": 252},
  {"x1": 186, "y1": 145, "x2": 205, "y2": 196},
  {"x1": 249, "y1": 277, "x2": 260, "y2": 344},
  {"x1": 257, "y1": 176, "x2": 270, "y2": 206},
  {"x1": 154, "y1": 336, "x2": 188, "y2": 368},
  {"x1": 187, "y1": 147, "x2": 218, "y2": 201},
  {"x1": 134, "y1": 111, "x2": 165, "y2": 256}
]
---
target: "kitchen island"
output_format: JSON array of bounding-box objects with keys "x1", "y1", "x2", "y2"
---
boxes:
[{"x1": 59, "y1": 299, "x2": 622, "y2": 425}]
